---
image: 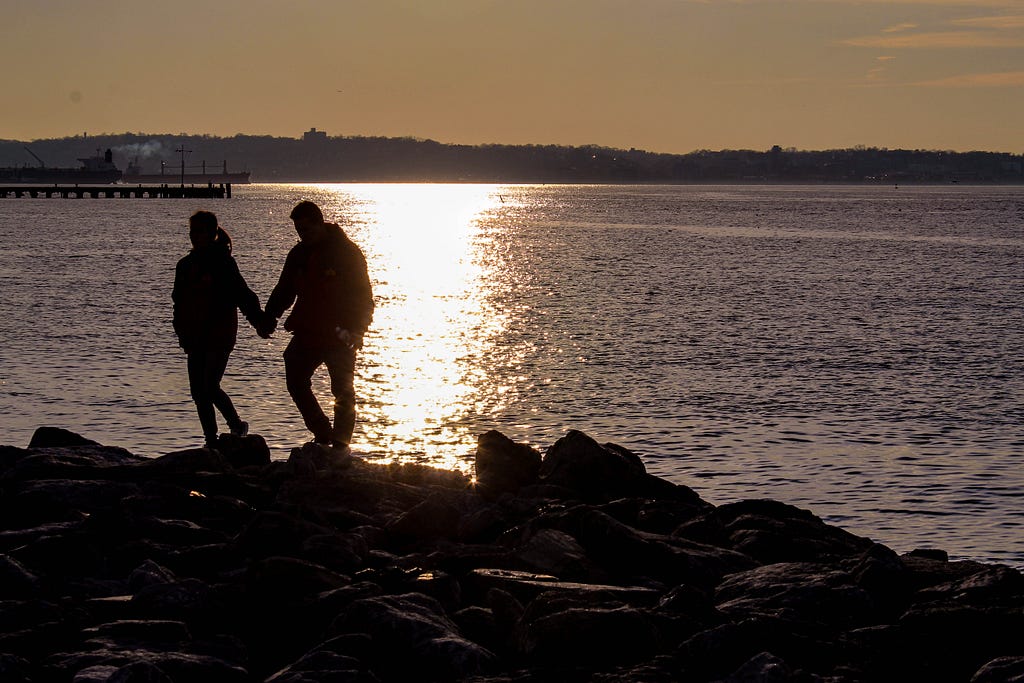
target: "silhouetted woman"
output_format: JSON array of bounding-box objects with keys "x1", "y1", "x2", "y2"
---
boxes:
[{"x1": 173, "y1": 211, "x2": 263, "y2": 448}]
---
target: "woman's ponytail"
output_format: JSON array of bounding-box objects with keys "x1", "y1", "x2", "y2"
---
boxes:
[{"x1": 214, "y1": 226, "x2": 233, "y2": 254}]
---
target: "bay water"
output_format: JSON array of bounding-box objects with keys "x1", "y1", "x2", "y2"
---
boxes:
[{"x1": 1, "y1": 183, "x2": 1021, "y2": 566}]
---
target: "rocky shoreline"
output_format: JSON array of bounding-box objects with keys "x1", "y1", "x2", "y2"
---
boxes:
[{"x1": 1, "y1": 427, "x2": 1022, "y2": 682}]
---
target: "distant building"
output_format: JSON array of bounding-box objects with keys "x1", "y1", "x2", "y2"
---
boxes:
[{"x1": 303, "y1": 127, "x2": 328, "y2": 142}]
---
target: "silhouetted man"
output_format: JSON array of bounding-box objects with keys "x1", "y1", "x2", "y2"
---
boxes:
[{"x1": 261, "y1": 201, "x2": 374, "y2": 450}]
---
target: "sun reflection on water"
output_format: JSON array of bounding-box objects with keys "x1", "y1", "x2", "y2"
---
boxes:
[{"x1": 315, "y1": 184, "x2": 506, "y2": 471}]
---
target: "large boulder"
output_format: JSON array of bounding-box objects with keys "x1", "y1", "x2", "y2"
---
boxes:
[
  {"x1": 474, "y1": 430, "x2": 542, "y2": 495},
  {"x1": 539, "y1": 430, "x2": 696, "y2": 503},
  {"x1": 28, "y1": 427, "x2": 102, "y2": 448}
]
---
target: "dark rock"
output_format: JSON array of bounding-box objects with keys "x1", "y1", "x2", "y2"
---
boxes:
[
  {"x1": 543, "y1": 505, "x2": 755, "y2": 587},
  {"x1": 46, "y1": 648, "x2": 248, "y2": 683},
  {"x1": 128, "y1": 561, "x2": 178, "y2": 594},
  {"x1": 914, "y1": 565, "x2": 1024, "y2": 604},
  {"x1": 246, "y1": 556, "x2": 350, "y2": 603},
  {"x1": 130, "y1": 578, "x2": 217, "y2": 623},
  {"x1": 29, "y1": 426, "x2": 102, "y2": 448},
  {"x1": 71, "y1": 664, "x2": 121, "y2": 682},
  {"x1": 908, "y1": 547, "x2": 949, "y2": 562},
  {"x1": 716, "y1": 651, "x2": 793, "y2": 683},
  {"x1": 133, "y1": 448, "x2": 231, "y2": 475},
  {"x1": 714, "y1": 562, "x2": 876, "y2": 629},
  {"x1": 2, "y1": 447, "x2": 146, "y2": 481},
  {"x1": 0, "y1": 653, "x2": 31, "y2": 683},
  {"x1": 81, "y1": 619, "x2": 193, "y2": 643},
  {"x1": 972, "y1": 656, "x2": 1024, "y2": 683},
  {"x1": 676, "y1": 498, "x2": 875, "y2": 564},
  {"x1": 387, "y1": 496, "x2": 462, "y2": 542},
  {"x1": 474, "y1": 430, "x2": 542, "y2": 495},
  {"x1": 233, "y1": 511, "x2": 336, "y2": 559},
  {"x1": 512, "y1": 527, "x2": 605, "y2": 582},
  {"x1": 287, "y1": 442, "x2": 352, "y2": 475},
  {"x1": 466, "y1": 568, "x2": 661, "y2": 606},
  {"x1": 0, "y1": 554, "x2": 40, "y2": 598},
  {"x1": 265, "y1": 649, "x2": 368, "y2": 682},
  {"x1": 335, "y1": 592, "x2": 496, "y2": 679},
  {"x1": 9, "y1": 479, "x2": 143, "y2": 524},
  {"x1": 214, "y1": 433, "x2": 272, "y2": 469},
  {"x1": 107, "y1": 661, "x2": 175, "y2": 683},
  {"x1": 539, "y1": 430, "x2": 696, "y2": 503},
  {"x1": 521, "y1": 603, "x2": 660, "y2": 667}
]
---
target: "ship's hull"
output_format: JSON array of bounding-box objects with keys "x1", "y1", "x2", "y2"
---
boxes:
[
  {"x1": 0, "y1": 168, "x2": 123, "y2": 184},
  {"x1": 123, "y1": 172, "x2": 251, "y2": 184}
]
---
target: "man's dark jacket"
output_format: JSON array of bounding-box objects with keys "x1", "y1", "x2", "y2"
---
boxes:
[{"x1": 265, "y1": 224, "x2": 374, "y2": 343}]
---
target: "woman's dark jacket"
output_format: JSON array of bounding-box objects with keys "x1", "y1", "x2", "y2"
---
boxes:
[
  {"x1": 172, "y1": 245, "x2": 262, "y2": 352},
  {"x1": 265, "y1": 224, "x2": 374, "y2": 344}
]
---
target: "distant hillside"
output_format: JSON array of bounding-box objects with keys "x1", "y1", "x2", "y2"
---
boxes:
[{"x1": 1, "y1": 133, "x2": 1022, "y2": 183}]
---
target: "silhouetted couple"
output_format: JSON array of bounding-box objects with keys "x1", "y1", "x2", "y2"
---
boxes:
[{"x1": 172, "y1": 201, "x2": 374, "y2": 453}]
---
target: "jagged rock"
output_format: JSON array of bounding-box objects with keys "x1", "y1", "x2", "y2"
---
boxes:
[
  {"x1": 466, "y1": 568, "x2": 661, "y2": 606},
  {"x1": 474, "y1": 430, "x2": 542, "y2": 495},
  {"x1": 81, "y1": 619, "x2": 193, "y2": 643},
  {"x1": 46, "y1": 648, "x2": 247, "y2": 683},
  {"x1": 246, "y1": 556, "x2": 350, "y2": 603},
  {"x1": 537, "y1": 505, "x2": 755, "y2": 587},
  {"x1": 0, "y1": 653, "x2": 31, "y2": 683},
  {"x1": 130, "y1": 578, "x2": 218, "y2": 623},
  {"x1": 107, "y1": 661, "x2": 175, "y2": 683},
  {"x1": 2, "y1": 447, "x2": 146, "y2": 481},
  {"x1": 387, "y1": 496, "x2": 463, "y2": 542},
  {"x1": 714, "y1": 651, "x2": 793, "y2": 683},
  {"x1": 914, "y1": 565, "x2": 1024, "y2": 604},
  {"x1": 0, "y1": 554, "x2": 40, "y2": 598},
  {"x1": 133, "y1": 448, "x2": 231, "y2": 475},
  {"x1": 972, "y1": 656, "x2": 1024, "y2": 683},
  {"x1": 512, "y1": 527, "x2": 605, "y2": 582},
  {"x1": 233, "y1": 511, "x2": 336, "y2": 559},
  {"x1": 714, "y1": 562, "x2": 876, "y2": 629},
  {"x1": 519, "y1": 596, "x2": 660, "y2": 667},
  {"x1": 128, "y1": 561, "x2": 178, "y2": 594},
  {"x1": 1, "y1": 426, "x2": 1020, "y2": 683},
  {"x1": 675, "y1": 498, "x2": 875, "y2": 564},
  {"x1": 265, "y1": 649, "x2": 368, "y2": 682},
  {"x1": 334, "y1": 592, "x2": 496, "y2": 679},
  {"x1": 8, "y1": 479, "x2": 143, "y2": 524},
  {"x1": 72, "y1": 665, "x2": 121, "y2": 682}
]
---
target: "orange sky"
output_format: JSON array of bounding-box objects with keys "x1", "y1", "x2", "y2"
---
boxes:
[{"x1": 2, "y1": 0, "x2": 1022, "y2": 153}]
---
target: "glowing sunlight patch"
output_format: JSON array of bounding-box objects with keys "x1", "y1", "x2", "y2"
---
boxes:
[{"x1": 316, "y1": 184, "x2": 505, "y2": 471}]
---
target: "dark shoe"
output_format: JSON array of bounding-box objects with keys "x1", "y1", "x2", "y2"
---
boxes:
[{"x1": 230, "y1": 421, "x2": 249, "y2": 437}]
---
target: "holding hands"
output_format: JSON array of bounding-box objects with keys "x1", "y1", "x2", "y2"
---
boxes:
[{"x1": 255, "y1": 310, "x2": 277, "y2": 339}]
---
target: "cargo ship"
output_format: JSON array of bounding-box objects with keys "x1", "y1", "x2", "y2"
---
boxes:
[
  {"x1": 0, "y1": 148, "x2": 123, "y2": 184},
  {"x1": 123, "y1": 158, "x2": 251, "y2": 184}
]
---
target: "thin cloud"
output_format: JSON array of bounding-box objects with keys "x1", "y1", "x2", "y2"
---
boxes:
[
  {"x1": 842, "y1": 31, "x2": 1024, "y2": 47},
  {"x1": 883, "y1": 23, "x2": 920, "y2": 32},
  {"x1": 951, "y1": 15, "x2": 1024, "y2": 28},
  {"x1": 913, "y1": 70, "x2": 1024, "y2": 86}
]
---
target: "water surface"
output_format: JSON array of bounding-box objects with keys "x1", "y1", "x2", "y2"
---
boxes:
[{"x1": 1, "y1": 184, "x2": 1021, "y2": 566}]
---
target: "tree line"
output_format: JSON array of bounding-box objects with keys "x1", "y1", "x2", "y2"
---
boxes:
[{"x1": 2, "y1": 133, "x2": 1022, "y2": 183}]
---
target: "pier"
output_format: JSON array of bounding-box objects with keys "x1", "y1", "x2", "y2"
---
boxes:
[{"x1": 0, "y1": 183, "x2": 232, "y2": 199}]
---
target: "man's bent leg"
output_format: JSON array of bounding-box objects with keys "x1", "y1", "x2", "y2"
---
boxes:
[
  {"x1": 324, "y1": 343, "x2": 357, "y2": 445},
  {"x1": 284, "y1": 337, "x2": 333, "y2": 443}
]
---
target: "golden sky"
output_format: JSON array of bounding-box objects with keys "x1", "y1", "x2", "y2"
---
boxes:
[{"x1": 2, "y1": 0, "x2": 1022, "y2": 152}]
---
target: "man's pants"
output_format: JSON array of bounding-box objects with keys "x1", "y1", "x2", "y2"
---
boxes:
[{"x1": 284, "y1": 336, "x2": 357, "y2": 445}]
